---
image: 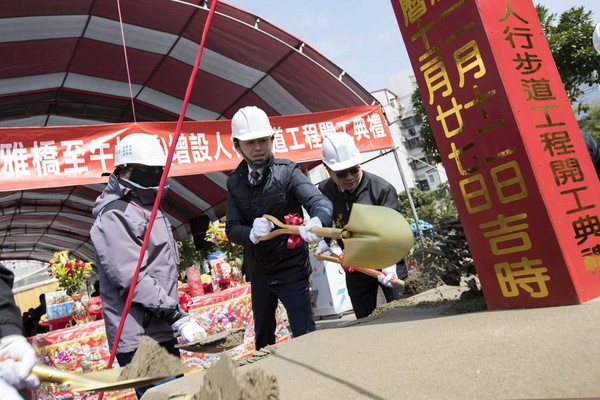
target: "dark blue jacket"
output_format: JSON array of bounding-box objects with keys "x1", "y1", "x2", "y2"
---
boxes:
[{"x1": 226, "y1": 156, "x2": 332, "y2": 283}]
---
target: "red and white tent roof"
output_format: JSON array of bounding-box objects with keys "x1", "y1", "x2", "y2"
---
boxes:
[
  {"x1": 0, "y1": 0, "x2": 389, "y2": 263},
  {"x1": 0, "y1": 0, "x2": 376, "y2": 126}
]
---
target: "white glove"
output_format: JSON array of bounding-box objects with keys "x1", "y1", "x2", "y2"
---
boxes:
[
  {"x1": 298, "y1": 216, "x2": 323, "y2": 243},
  {"x1": 315, "y1": 240, "x2": 331, "y2": 255},
  {"x1": 249, "y1": 217, "x2": 275, "y2": 244},
  {"x1": 0, "y1": 378, "x2": 25, "y2": 400},
  {"x1": 172, "y1": 316, "x2": 207, "y2": 343},
  {"x1": 377, "y1": 266, "x2": 398, "y2": 288},
  {"x1": 0, "y1": 335, "x2": 39, "y2": 390}
]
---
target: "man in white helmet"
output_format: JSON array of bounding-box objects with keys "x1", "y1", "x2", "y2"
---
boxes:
[
  {"x1": 90, "y1": 133, "x2": 206, "y2": 398},
  {"x1": 318, "y1": 132, "x2": 408, "y2": 319},
  {"x1": 225, "y1": 106, "x2": 333, "y2": 350}
]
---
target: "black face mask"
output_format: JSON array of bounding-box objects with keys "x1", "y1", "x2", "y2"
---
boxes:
[{"x1": 128, "y1": 168, "x2": 163, "y2": 188}]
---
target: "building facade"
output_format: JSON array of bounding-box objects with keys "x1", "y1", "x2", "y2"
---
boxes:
[{"x1": 371, "y1": 88, "x2": 448, "y2": 193}]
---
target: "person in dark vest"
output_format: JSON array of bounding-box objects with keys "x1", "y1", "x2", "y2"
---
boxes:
[
  {"x1": 317, "y1": 133, "x2": 408, "y2": 319},
  {"x1": 225, "y1": 106, "x2": 333, "y2": 350}
]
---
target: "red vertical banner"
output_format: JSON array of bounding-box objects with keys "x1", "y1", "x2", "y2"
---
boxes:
[{"x1": 391, "y1": 0, "x2": 600, "y2": 308}]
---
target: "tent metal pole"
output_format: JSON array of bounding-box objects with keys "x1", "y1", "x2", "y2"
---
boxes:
[{"x1": 392, "y1": 146, "x2": 425, "y2": 242}]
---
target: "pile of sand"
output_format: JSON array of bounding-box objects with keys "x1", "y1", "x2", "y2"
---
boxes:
[
  {"x1": 119, "y1": 336, "x2": 186, "y2": 381},
  {"x1": 189, "y1": 353, "x2": 279, "y2": 400}
]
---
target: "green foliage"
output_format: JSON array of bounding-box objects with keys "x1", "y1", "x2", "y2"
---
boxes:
[
  {"x1": 577, "y1": 101, "x2": 600, "y2": 140},
  {"x1": 397, "y1": 186, "x2": 475, "y2": 295},
  {"x1": 397, "y1": 184, "x2": 458, "y2": 230},
  {"x1": 410, "y1": 85, "x2": 440, "y2": 164},
  {"x1": 535, "y1": 5, "x2": 600, "y2": 105},
  {"x1": 48, "y1": 250, "x2": 93, "y2": 296},
  {"x1": 177, "y1": 235, "x2": 204, "y2": 271},
  {"x1": 205, "y1": 218, "x2": 243, "y2": 266}
]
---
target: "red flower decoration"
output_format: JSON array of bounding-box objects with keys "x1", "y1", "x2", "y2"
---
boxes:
[{"x1": 284, "y1": 213, "x2": 304, "y2": 249}]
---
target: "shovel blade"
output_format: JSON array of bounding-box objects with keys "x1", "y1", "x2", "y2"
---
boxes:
[
  {"x1": 175, "y1": 328, "x2": 245, "y2": 353},
  {"x1": 33, "y1": 364, "x2": 172, "y2": 392},
  {"x1": 342, "y1": 203, "x2": 414, "y2": 269}
]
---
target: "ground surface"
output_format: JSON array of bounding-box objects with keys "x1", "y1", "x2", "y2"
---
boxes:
[{"x1": 143, "y1": 284, "x2": 600, "y2": 399}]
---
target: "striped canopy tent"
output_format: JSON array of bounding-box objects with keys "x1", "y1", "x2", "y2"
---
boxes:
[{"x1": 0, "y1": 0, "x2": 387, "y2": 263}]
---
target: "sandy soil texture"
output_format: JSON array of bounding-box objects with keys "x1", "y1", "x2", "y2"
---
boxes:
[{"x1": 143, "y1": 285, "x2": 600, "y2": 399}]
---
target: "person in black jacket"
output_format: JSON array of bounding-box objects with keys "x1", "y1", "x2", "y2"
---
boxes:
[
  {"x1": 581, "y1": 129, "x2": 600, "y2": 180},
  {"x1": 0, "y1": 262, "x2": 40, "y2": 399},
  {"x1": 225, "y1": 106, "x2": 333, "y2": 350},
  {"x1": 317, "y1": 133, "x2": 408, "y2": 319}
]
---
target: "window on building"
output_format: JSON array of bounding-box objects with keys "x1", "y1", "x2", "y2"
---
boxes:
[
  {"x1": 402, "y1": 116, "x2": 416, "y2": 128},
  {"x1": 427, "y1": 171, "x2": 440, "y2": 184},
  {"x1": 406, "y1": 137, "x2": 421, "y2": 149}
]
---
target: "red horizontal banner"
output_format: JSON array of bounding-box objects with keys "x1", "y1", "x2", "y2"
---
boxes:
[{"x1": 0, "y1": 105, "x2": 392, "y2": 191}]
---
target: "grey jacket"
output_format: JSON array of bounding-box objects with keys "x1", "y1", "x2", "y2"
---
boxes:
[{"x1": 90, "y1": 174, "x2": 181, "y2": 353}]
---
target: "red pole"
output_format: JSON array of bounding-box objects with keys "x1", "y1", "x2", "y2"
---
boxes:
[{"x1": 99, "y1": 1, "x2": 220, "y2": 398}]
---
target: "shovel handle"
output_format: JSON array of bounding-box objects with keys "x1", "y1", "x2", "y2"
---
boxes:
[
  {"x1": 0, "y1": 360, "x2": 75, "y2": 386},
  {"x1": 31, "y1": 364, "x2": 80, "y2": 385},
  {"x1": 314, "y1": 253, "x2": 405, "y2": 288},
  {"x1": 259, "y1": 214, "x2": 347, "y2": 241}
]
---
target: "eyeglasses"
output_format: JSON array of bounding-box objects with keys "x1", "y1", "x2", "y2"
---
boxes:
[{"x1": 333, "y1": 166, "x2": 360, "y2": 179}]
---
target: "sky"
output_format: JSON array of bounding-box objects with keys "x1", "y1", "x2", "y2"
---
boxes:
[{"x1": 224, "y1": 0, "x2": 600, "y2": 97}]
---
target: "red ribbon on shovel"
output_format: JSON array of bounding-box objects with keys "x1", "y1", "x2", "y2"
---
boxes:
[{"x1": 284, "y1": 213, "x2": 304, "y2": 249}]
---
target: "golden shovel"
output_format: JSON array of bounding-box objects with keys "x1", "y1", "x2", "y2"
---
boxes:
[
  {"x1": 31, "y1": 364, "x2": 173, "y2": 392},
  {"x1": 260, "y1": 203, "x2": 414, "y2": 269}
]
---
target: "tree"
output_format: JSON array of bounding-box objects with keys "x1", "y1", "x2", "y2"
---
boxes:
[
  {"x1": 536, "y1": 5, "x2": 600, "y2": 105},
  {"x1": 177, "y1": 235, "x2": 205, "y2": 273},
  {"x1": 577, "y1": 101, "x2": 600, "y2": 140},
  {"x1": 397, "y1": 184, "x2": 457, "y2": 229},
  {"x1": 397, "y1": 186, "x2": 475, "y2": 294},
  {"x1": 410, "y1": 85, "x2": 441, "y2": 163},
  {"x1": 412, "y1": 5, "x2": 600, "y2": 161}
]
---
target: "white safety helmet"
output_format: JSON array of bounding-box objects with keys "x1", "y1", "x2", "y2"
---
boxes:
[
  {"x1": 114, "y1": 133, "x2": 166, "y2": 168},
  {"x1": 322, "y1": 133, "x2": 361, "y2": 171},
  {"x1": 594, "y1": 21, "x2": 600, "y2": 55},
  {"x1": 231, "y1": 106, "x2": 274, "y2": 141}
]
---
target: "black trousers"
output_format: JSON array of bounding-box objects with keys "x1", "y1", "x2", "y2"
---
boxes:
[
  {"x1": 115, "y1": 338, "x2": 181, "y2": 399},
  {"x1": 345, "y1": 262, "x2": 406, "y2": 319},
  {"x1": 250, "y1": 276, "x2": 316, "y2": 350}
]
